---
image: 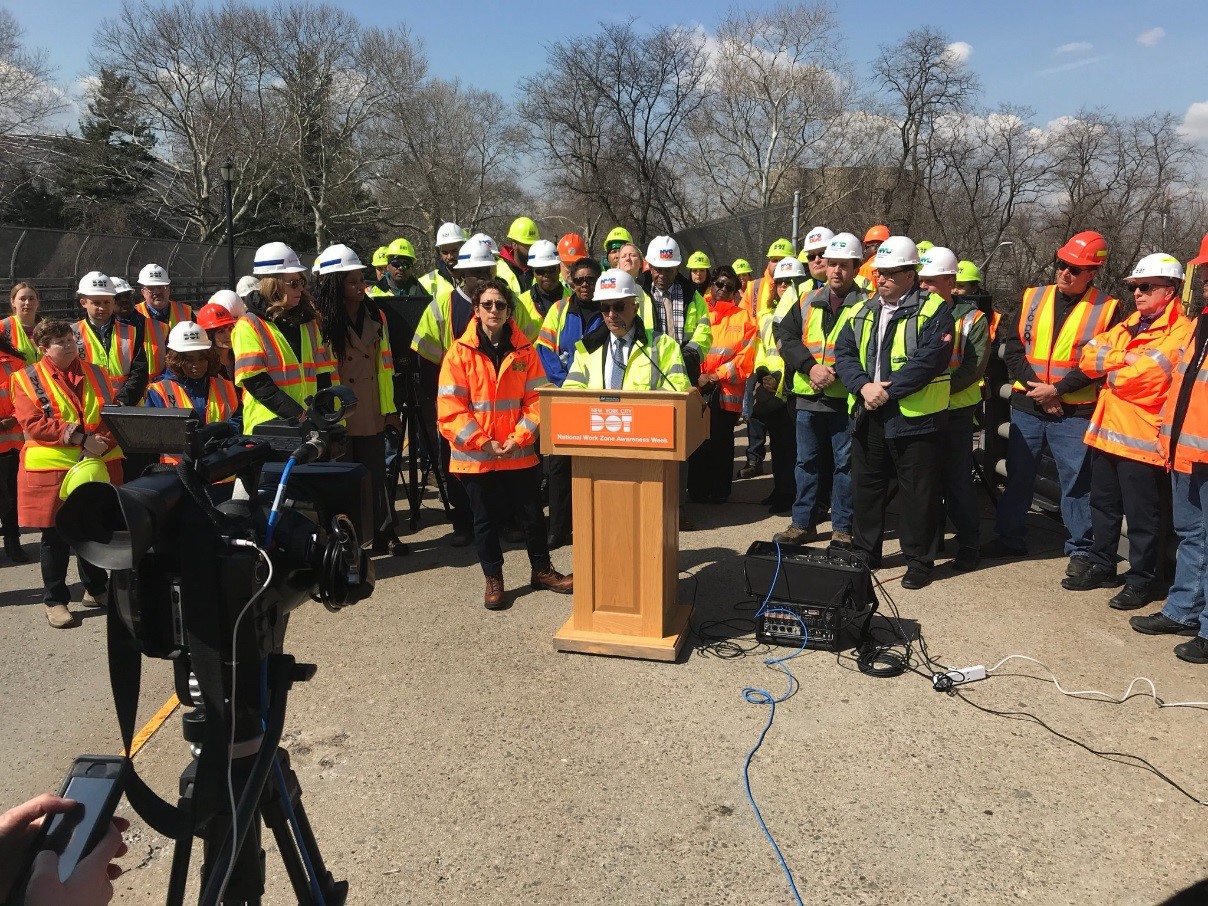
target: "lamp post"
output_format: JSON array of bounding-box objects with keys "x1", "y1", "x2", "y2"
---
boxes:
[{"x1": 220, "y1": 158, "x2": 235, "y2": 290}]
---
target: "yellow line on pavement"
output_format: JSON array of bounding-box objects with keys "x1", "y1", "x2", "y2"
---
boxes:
[{"x1": 123, "y1": 694, "x2": 181, "y2": 758}]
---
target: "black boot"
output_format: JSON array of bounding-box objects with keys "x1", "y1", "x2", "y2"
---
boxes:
[{"x1": 4, "y1": 535, "x2": 29, "y2": 564}]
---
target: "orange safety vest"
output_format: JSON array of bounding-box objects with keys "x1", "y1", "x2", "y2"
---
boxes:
[
  {"x1": 0, "y1": 352, "x2": 26, "y2": 453},
  {"x1": 10, "y1": 359, "x2": 123, "y2": 470},
  {"x1": 1080, "y1": 301, "x2": 1190, "y2": 467},
  {"x1": 702, "y1": 299, "x2": 757, "y2": 412},
  {"x1": 1013, "y1": 285, "x2": 1118, "y2": 404},
  {"x1": 436, "y1": 320, "x2": 544, "y2": 475},
  {"x1": 857, "y1": 256, "x2": 877, "y2": 285},
  {"x1": 136, "y1": 300, "x2": 193, "y2": 376},
  {"x1": 989, "y1": 310, "x2": 1002, "y2": 342},
  {"x1": 747, "y1": 276, "x2": 777, "y2": 321},
  {"x1": 74, "y1": 319, "x2": 138, "y2": 395},
  {"x1": 145, "y1": 374, "x2": 239, "y2": 465}
]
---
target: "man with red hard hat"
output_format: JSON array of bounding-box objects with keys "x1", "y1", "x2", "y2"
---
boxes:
[
  {"x1": 857, "y1": 224, "x2": 889, "y2": 286},
  {"x1": 982, "y1": 230, "x2": 1121, "y2": 581}
]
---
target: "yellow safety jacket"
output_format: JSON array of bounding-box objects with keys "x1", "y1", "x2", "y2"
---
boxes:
[
  {"x1": 74, "y1": 319, "x2": 138, "y2": 395},
  {"x1": 562, "y1": 326, "x2": 691, "y2": 392},
  {"x1": 789, "y1": 287, "x2": 869, "y2": 400},
  {"x1": 1, "y1": 317, "x2": 39, "y2": 363},
  {"x1": 948, "y1": 301, "x2": 988, "y2": 410},
  {"x1": 232, "y1": 315, "x2": 338, "y2": 432}
]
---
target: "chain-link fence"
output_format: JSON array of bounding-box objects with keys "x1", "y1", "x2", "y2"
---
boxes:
[
  {"x1": 672, "y1": 200, "x2": 797, "y2": 268},
  {"x1": 0, "y1": 225, "x2": 259, "y2": 317}
]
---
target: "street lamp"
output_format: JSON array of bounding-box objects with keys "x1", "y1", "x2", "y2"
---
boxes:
[{"x1": 219, "y1": 158, "x2": 235, "y2": 290}]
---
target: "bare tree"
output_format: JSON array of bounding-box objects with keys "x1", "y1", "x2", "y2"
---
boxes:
[
  {"x1": 871, "y1": 26, "x2": 981, "y2": 231},
  {"x1": 0, "y1": 9, "x2": 63, "y2": 138}
]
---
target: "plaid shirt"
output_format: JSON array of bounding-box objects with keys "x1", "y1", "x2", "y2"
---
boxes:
[{"x1": 651, "y1": 281, "x2": 686, "y2": 344}]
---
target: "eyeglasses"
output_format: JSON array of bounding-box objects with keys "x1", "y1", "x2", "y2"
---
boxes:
[
  {"x1": 533, "y1": 266, "x2": 560, "y2": 277},
  {"x1": 774, "y1": 278, "x2": 793, "y2": 287},
  {"x1": 598, "y1": 302, "x2": 630, "y2": 314},
  {"x1": 282, "y1": 278, "x2": 304, "y2": 288},
  {"x1": 388, "y1": 257, "x2": 412, "y2": 267},
  {"x1": 1056, "y1": 261, "x2": 1095, "y2": 276},
  {"x1": 572, "y1": 275, "x2": 596, "y2": 286},
  {"x1": 713, "y1": 281, "x2": 737, "y2": 292},
  {"x1": 1131, "y1": 282, "x2": 1172, "y2": 294},
  {"x1": 476, "y1": 299, "x2": 509, "y2": 312},
  {"x1": 876, "y1": 266, "x2": 913, "y2": 277}
]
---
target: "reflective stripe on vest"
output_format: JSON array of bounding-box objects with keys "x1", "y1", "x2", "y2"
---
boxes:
[
  {"x1": 1014, "y1": 285, "x2": 1117, "y2": 403},
  {"x1": 792, "y1": 290, "x2": 864, "y2": 399},
  {"x1": 14, "y1": 360, "x2": 121, "y2": 470},
  {"x1": 233, "y1": 317, "x2": 328, "y2": 431},
  {"x1": 137, "y1": 300, "x2": 191, "y2": 376},
  {"x1": 2, "y1": 317, "x2": 39, "y2": 363},
  {"x1": 854, "y1": 293, "x2": 951, "y2": 417},
  {"x1": 75, "y1": 320, "x2": 136, "y2": 388},
  {"x1": 949, "y1": 307, "x2": 985, "y2": 410},
  {"x1": 147, "y1": 376, "x2": 239, "y2": 424}
]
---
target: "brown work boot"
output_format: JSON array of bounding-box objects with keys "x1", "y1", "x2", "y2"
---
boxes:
[
  {"x1": 45, "y1": 604, "x2": 76, "y2": 628},
  {"x1": 532, "y1": 567, "x2": 573, "y2": 594},
  {"x1": 484, "y1": 574, "x2": 507, "y2": 610}
]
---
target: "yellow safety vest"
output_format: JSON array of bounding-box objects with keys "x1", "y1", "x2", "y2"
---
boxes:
[
  {"x1": 11, "y1": 360, "x2": 123, "y2": 469},
  {"x1": 850, "y1": 293, "x2": 951, "y2": 418},
  {"x1": 232, "y1": 315, "x2": 338, "y2": 432}
]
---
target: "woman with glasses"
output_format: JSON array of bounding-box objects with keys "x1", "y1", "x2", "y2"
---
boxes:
[
  {"x1": 438, "y1": 278, "x2": 572, "y2": 609},
  {"x1": 232, "y1": 241, "x2": 338, "y2": 435},
  {"x1": 1066, "y1": 254, "x2": 1191, "y2": 608},
  {"x1": 687, "y1": 265, "x2": 757, "y2": 504}
]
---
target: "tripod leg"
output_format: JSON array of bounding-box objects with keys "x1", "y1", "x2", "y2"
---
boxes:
[
  {"x1": 166, "y1": 831, "x2": 194, "y2": 905},
  {"x1": 407, "y1": 404, "x2": 421, "y2": 532}
]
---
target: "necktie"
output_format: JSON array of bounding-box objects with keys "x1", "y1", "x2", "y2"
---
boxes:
[{"x1": 610, "y1": 338, "x2": 626, "y2": 390}]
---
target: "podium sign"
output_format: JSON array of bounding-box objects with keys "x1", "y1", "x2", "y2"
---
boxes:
[{"x1": 539, "y1": 387, "x2": 708, "y2": 661}]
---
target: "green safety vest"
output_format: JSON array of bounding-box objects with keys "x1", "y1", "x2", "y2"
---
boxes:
[
  {"x1": 851, "y1": 292, "x2": 950, "y2": 418},
  {"x1": 790, "y1": 287, "x2": 870, "y2": 400},
  {"x1": 562, "y1": 331, "x2": 691, "y2": 392}
]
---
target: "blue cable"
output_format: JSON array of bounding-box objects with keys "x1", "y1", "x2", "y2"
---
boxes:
[
  {"x1": 264, "y1": 456, "x2": 297, "y2": 549},
  {"x1": 742, "y1": 541, "x2": 807, "y2": 905}
]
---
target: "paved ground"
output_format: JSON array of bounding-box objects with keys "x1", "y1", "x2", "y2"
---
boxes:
[{"x1": 2, "y1": 460, "x2": 1206, "y2": 905}]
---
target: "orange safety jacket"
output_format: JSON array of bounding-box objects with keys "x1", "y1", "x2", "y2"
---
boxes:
[
  {"x1": 857, "y1": 256, "x2": 877, "y2": 285},
  {"x1": 1160, "y1": 311, "x2": 1208, "y2": 473},
  {"x1": 1013, "y1": 285, "x2": 1118, "y2": 404},
  {"x1": 701, "y1": 299, "x2": 757, "y2": 412},
  {"x1": 0, "y1": 351, "x2": 27, "y2": 453},
  {"x1": 436, "y1": 320, "x2": 544, "y2": 475},
  {"x1": 1080, "y1": 299, "x2": 1190, "y2": 467},
  {"x1": 74, "y1": 319, "x2": 138, "y2": 395},
  {"x1": 136, "y1": 300, "x2": 193, "y2": 376}
]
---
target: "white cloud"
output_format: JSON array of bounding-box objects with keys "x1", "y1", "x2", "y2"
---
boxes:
[
  {"x1": 1054, "y1": 42, "x2": 1092, "y2": 55},
  {"x1": 1037, "y1": 56, "x2": 1105, "y2": 76},
  {"x1": 1137, "y1": 27, "x2": 1165, "y2": 47},
  {"x1": 1179, "y1": 101, "x2": 1208, "y2": 144},
  {"x1": 943, "y1": 41, "x2": 972, "y2": 65}
]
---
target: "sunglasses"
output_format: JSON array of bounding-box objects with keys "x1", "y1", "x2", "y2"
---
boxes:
[
  {"x1": 388, "y1": 257, "x2": 412, "y2": 267},
  {"x1": 572, "y1": 275, "x2": 597, "y2": 286},
  {"x1": 598, "y1": 302, "x2": 630, "y2": 313},
  {"x1": 282, "y1": 278, "x2": 304, "y2": 288},
  {"x1": 476, "y1": 299, "x2": 509, "y2": 312},
  {"x1": 876, "y1": 266, "x2": 913, "y2": 277},
  {"x1": 1131, "y1": 282, "x2": 1172, "y2": 294},
  {"x1": 805, "y1": 252, "x2": 824, "y2": 261},
  {"x1": 1056, "y1": 261, "x2": 1095, "y2": 276},
  {"x1": 774, "y1": 278, "x2": 793, "y2": 286},
  {"x1": 713, "y1": 281, "x2": 737, "y2": 292},
  {"x1": 533, "y1": 266, "x2": 560, "y2": 277}
]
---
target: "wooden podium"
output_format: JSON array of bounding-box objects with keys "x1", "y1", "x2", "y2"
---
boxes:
[{"x1": 538, "y1": 387, "x2": 709, "y2": 661}]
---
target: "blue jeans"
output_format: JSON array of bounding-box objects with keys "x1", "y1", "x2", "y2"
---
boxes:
[
  {"x1": 792, "y1": 408, "x2": 851, "y2": 532},
  {"x1": 994, "y1": 407, "x2": 1093, "y2": 556},
  {"x1": 1162, "y1": 467, "x2": 1208, "y2": 638}
]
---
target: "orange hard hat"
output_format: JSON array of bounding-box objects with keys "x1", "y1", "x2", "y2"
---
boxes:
[
  {"x1": 1056, "y1": 230, "x2": 1108, "y2": 268},
  {"x1": 1189, "y1": 232, "x2": 1208, "y2": 267},
  {"x1": 557, "y1": 232, "x2": 589, "y2": 264},
  {"x1": 863, "y1": 224, "x2": 890, "y2": 243},
  {"x1": 195, "y1": 301, "x2": 237, "y2": 332}
]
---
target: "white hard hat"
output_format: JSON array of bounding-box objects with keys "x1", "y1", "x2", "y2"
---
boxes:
[
  {"x1": 435, "y1": 221, "x2": 468, "y2": 248},
  {"x1": 167, "y1": 320, "x2": 211, "y2": 353},
  {"x1": 874, "y1": 236, "x2": 919, "y2": 269},
  {"x1": 236, "y1": 275, "x2": 259, "y2": 298},
  {"x1": 526, "y1": 240, "x2": 560, "y2": 269},
  {"x1": 207, "y1": 289, "x2": 247, "y2": 319},
  {"x1": 316, "y1": 244, "x2": 365, "y2": 276},
  {"x1": 1127, "y1": 252, "x2": 1184, "y2": 283},
  {"x1": 803, "y1": 226, "x2": 835, "y2": 252},
  {"x1": 469, "y1": 232, "x2": 499, "y2": 256},
  {"x1": 918, "y1": 246, "x2": 960, "y2": 277},
  {"x1": 454, "y1": 237, "x2": 498, "y2": 271},
  {"x1": 111, "y1": 277, "x2": 133, "y2": 295},
  {"x1": 646, "y1": 235, "x2": 682, "y2": 268},
  {"x1": 593, "y1": 268, "x2": 639, "y2": 302},
  {"x1": 252, "y1": 241, "x2": 307, "y2": 275},
  {"x1": 78, "y1": 271, "x2": 116, "y2": 296},
  {"x1": 311, "y1": 255, "x2": 321, "y2": 274},
  {"x1": 773, "y1": 257, "x2": 807, "y2": 280},
  {"x1": 824, "y1": 232, "x2": 863, "y2": 261},
  {"x1": 138, "y1": 263, "x2": 170, "y2": 286}
]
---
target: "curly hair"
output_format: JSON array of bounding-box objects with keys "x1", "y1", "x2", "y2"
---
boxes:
[
  {"x1": 32, "y1": 318, "x2": 73, "y2": 349},
  {"x1": 165, "y1": 345, "x2": 219, "y2": 378},
  {"x1": 314, "y1": 269, "x2": 371, "y2": 360},
  {"x1": 258, "y1": 275, "x2": 316, "y2": 321}
]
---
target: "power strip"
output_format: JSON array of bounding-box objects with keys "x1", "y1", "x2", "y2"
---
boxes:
[{"x1": 932, "y1": 665, "x2": 987, "y2": 690}]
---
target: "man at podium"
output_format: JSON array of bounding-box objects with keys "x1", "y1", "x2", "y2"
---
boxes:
[{"x1": 561, "y1": 269, "x2": 690, "y2": 392}]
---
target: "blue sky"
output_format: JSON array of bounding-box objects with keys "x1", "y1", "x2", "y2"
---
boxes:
[{"x1": 17, "y1": 0, "x2": 1208, "y2": 141}]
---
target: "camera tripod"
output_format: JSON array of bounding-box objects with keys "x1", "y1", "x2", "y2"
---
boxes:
[
  {"x1": 166, "y1": 654, "x2": 346, "y2": 906},
  {"x1": 388, "y1": 368, "x2": 450, "y2": 531}
]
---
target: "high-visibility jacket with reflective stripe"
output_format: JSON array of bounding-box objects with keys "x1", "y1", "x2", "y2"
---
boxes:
[
  {"x1": 1013, "y1": 285, "x2": 1118, "y2": 404},
  {"x1": 536, "y1": 297, "x2": 604, "y2": 387},
  {"x1": 745, "y1": 276, "x2": 777, "y2": 321},
  {"x1": 437, "y1": 320, "x2": 544, "y2": 474},
  {"x1": 74, "y1": 320, "x2": 137, "y2": 396},
  {"x1": 701, "y1": 300, "x2": 757, "y2": 412},
  {"x1": 418, "y1": 268, "x2": 455, "y2": 303},
  {"x1": 136, "y1": 300, "x2": 192, "y2": 377},
  {"x1": 753, "y1": 307, "x2": 787, "y2": 398},
  {"x1": 410, "y1": 282, "x2": 460, "y2": 365},
  {"x1": 1161, "y1": 318, "x2": 1208, "y2": 473},
  {"x1": 1, "y1": 317, "x2": 39, "y2": 363},
  {"x1": 0, "y1": 352, "x2": 26, "y2": 452},
  {"x1": 1079, "y1": 299, "x2": 1190, "y2": 467},
  {"x1": 232, "y1": 315, "x2": 338, "y2": 432},
  {"x1": 562, "y1": 327, "x2": 691, "y2": 392},
  {"x1": 357, "y1": 307, "x2": 398, "y2": 418},
  {"x1": 948, "y1": 301, "x2": 989, "y2": 410},
  {"x1": 849, "y1": 293, "x2": 951, "y2": 417},
  {"x1": 516, "y1": 284, "x2": 567, "y2": 343},
  {"x1": 641, "y1": 279, "x2": 712, "y2": 361},
  {"x1": 10, "y1": 359, "x2": 122, "y2": 469},
  {"x1": 495, "y1": 258, "x2": 522, "y2": 295},
  {"x1": 789, "y1": 286, "x2": 869, "y2": 400},
  {"x1": 144, "y1": 373, "x2": 240, "y2": 464},
  {"x1": 858, "y1": 256, "x2": 877, "y2": 285}
]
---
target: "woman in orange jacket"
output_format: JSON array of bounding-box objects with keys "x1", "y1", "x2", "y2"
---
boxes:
[
  {"x1": 437, "y1": 278, "x2": 572, "y2": 609},
  {"x1": 687, "y1": 265, "x2": 756, "y2": 504},
  {"x1": 1069, "y1": 254, "x2": 1192, "y2": 608}
]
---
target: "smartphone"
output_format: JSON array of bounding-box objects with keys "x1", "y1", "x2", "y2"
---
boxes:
[{"x1": 23, "y1": 756, "x2": 126, "y2": 890}]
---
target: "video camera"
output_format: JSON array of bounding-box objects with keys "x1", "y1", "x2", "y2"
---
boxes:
[{"x1": 54, "y1": 386, "x2": 374, "y2": 905}]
